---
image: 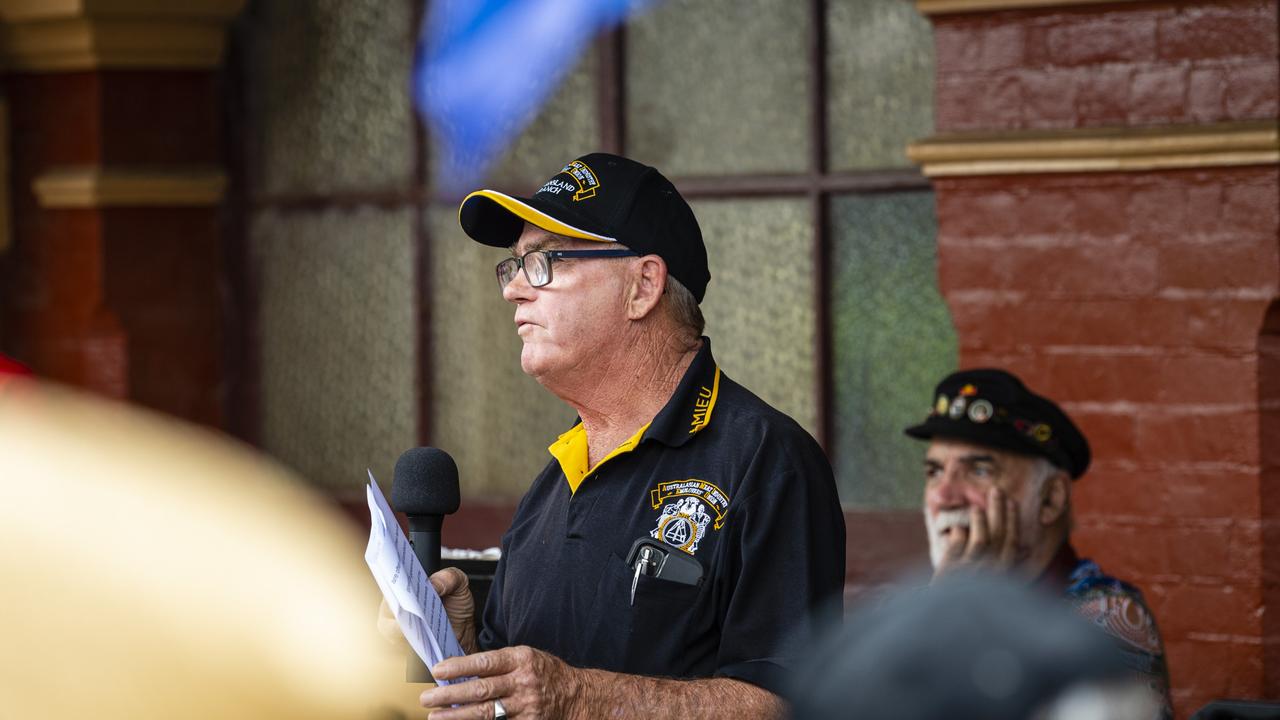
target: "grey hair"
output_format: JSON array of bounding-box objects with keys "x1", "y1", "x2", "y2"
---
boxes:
[
  {"x1": 609, "y1": 238, "x2": 704, "y2": 340},
  {"x1": 1024, "y1": 457, "x2": 1073, "y2": 530},
  {"x1": 663, "y1": 275, "x2": 705, "y2": 340}
]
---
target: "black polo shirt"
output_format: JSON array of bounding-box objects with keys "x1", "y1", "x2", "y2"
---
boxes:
[{"x1": 477, "y1": 339, "x2": 846, "y2": 695}]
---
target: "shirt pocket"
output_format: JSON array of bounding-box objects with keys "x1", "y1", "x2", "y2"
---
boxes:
[{"x1": 579, "y1": 552, "x2": 707, "y2": 676}]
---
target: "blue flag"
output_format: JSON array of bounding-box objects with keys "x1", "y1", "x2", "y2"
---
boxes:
[{"x1": 414, "y1": 0, "x2": 649, "y2": 193}]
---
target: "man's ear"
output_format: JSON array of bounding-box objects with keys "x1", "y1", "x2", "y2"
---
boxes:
[
  {"x1": 626, "y1": 256, "x2": 667, "y2": 320},
  {"x1": 1039, "y1": 472, "x2": 1071, "y2": 526}
]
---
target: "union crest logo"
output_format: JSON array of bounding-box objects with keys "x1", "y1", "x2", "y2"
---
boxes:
[
  {"x1": 563, "y1": 160, "x2": 600, "y2": 201},
  {"x1": 652, "y1": 496, "x2": 712, "y2": 553},
  {"x1": 649, "y1": 479, "x2": 730, "y2": 554}
]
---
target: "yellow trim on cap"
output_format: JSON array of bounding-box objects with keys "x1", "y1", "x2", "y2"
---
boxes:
[
  {"x1": 462, "y1": 190, "x2": 615, "y2": 244},
  {"x1": 549, "y1": 421, "x2": 651, "y2": 495}
]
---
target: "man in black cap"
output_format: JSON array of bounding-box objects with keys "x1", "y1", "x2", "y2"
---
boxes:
[
  {"x1": 415, "y1": 154, "x2": 845, "y2": 719},
  {"x1": 905, "y1": 368, "x2": 1172, "y2": 717}
]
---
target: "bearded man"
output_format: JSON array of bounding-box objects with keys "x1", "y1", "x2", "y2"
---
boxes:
[{"x1": 905, "y1": 368, "x2": 1172, "y2": 718}]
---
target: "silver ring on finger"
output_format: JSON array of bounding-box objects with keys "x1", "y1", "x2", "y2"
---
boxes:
[{"x1": 493, "y1": 698, "x2": 508, "y2": 718}]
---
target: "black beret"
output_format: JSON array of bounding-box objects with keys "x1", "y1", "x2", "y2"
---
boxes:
[{"x1": 903, "y1": 368, "x2": 1091, "y2": 479}]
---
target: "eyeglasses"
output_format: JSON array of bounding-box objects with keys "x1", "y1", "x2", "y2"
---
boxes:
[{"x1": 495, "y1": 248, "x2": 638, "y2": 291}]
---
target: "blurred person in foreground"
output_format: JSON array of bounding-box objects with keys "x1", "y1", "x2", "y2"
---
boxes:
[
  {"x1": 905, "y1": 368, "x2": 1172, "y2": 717},
  {"x1": 790, "y1": 572, "x2": 1162, "y2": 720},
  {"x1": 411, "y1": 153, "x2": 846, "y2": 719},
  {"x1": 0, "y1": 379, "x2": 425, "y2": 719}
]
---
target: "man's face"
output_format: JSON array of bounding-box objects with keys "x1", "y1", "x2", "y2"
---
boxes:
[
  {"x1": 502, "y1": 224, "x2": 631, "y2": 384},
  {"x1": 921, "y1": 439, "x2": 1044, "y2": 569}
]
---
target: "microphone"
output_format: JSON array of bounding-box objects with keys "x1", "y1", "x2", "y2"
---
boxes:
[{"x1": 390, "y1": 447, "x2": 460, "y2": 683}]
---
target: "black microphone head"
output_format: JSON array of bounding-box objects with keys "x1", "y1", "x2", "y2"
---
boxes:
[{"x1": 391, "y1": 447, "x2": 460, "y2": 516}]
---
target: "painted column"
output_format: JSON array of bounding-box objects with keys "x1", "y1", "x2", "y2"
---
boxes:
[{"x1": 0, "y1": 0, "x2": 243, "y2": 427}]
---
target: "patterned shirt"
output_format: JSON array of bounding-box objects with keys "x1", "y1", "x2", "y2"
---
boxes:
[{"x1": 1057, "y1": 548, "x2": 1173, "y2": 719}]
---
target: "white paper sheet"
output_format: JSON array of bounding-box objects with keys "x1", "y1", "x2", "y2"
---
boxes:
[{"x1": 364, "y1": 470, "x2": 466, "y2": 681}]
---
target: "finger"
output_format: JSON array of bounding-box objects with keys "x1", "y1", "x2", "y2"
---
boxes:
[
  {"x1": 431, "y1": 567, "x2": 470, "y2": 597},
  {"x1": 433, "y1": 647, "x2": 521, "y2": 681},
  {"x1": 1001, "y1": 496, "x2": 1020, "y2": 564},
  {"x1": 943, "y1": 524, "x2": 967, "y2": 561},
  {"x1": 423, "y1": 701, "x2": 498, "y2": 720},
  {"x1": 986, "y1": 487, "x2": 1006, "y2": 552},
  {"x1": 966, "y1": 503, "x2": 988, "y2": 558},
  {"x1": 420, "y1": 674, "x2": 510, "y2": 710}
]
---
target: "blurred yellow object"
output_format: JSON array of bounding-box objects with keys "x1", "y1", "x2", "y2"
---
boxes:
[{"x1": 0, "y1": 380, "x2": 429, "y2": 719}]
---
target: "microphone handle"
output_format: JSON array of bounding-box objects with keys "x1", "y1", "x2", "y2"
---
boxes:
[{"x1": 407, "y1": 515, "x2": 444, "y2": 683}]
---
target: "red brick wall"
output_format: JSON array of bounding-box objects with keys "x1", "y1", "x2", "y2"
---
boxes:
[
  {"x1": 934, "y1": 0, "x2": 1278, "y2": 131},
  {"x1": 935, "y1": 166, "x2": 1278, "y2": 714},
  {"x1": 928, "y1": 1, "x2": 1280, "y2": 715}
]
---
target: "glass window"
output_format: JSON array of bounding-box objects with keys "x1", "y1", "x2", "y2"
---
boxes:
[
  {"x1": 245, "y1": 0, "x2": 414, "y2": 196},
  {"x1": 253, "y1": 207, "x2": 417, "y2": 491},
  {"x1": 830, "y1": 192, "x2": 957, "y2": 507},
  {"x1": 827, "y1": 0, "x2": 935, "y2": 170},
  {"x1": 694, "y1": 198, "x2": 819, "y2": 438},
  {"x1": 626, "y1": 0, "x2": 812, "y2": 176}
]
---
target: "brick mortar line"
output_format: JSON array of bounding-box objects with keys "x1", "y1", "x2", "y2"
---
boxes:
[
  {"x1": 935, "y1": 56, "x2": 1280, "y2": 79},
  {"x1": 1062, "y1": 400, "x2": 1258, "y2": 414},
  {"x1": 1089, "y1": 460, "x2": 1259, "y2": 472},
  {"x1": 1076, "y1": 516, "x2": 1246, "y2": 528},
  {"x1": 1184, "y1": 632, "x2": 1264, "y2": 645},
  {"x1": 938, "y1": 234, "x2": 1273, "y2": 248},
  {"x1": 1039, "y1": 345, "x2": 1256, "y2": 359},
  {"x1": 947, "y1": 289, "x2": 1279, "y2": 302},
  {"x1": 1140, "y1": 574, "x2": 1265, "y2": 585}
]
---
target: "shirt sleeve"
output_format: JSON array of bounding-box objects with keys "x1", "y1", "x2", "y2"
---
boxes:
[{"x1": 711, "y1": 438, "x2": 846, "y2": 696}]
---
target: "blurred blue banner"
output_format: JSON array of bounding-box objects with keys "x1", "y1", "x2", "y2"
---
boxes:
[{"x1": 414, "y1": 0, "x2": 649, "y2": 193}]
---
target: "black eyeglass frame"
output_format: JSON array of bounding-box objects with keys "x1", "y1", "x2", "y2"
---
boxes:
[{"x1": 495, "y1": 248, "x2": 639, "y2": 290}]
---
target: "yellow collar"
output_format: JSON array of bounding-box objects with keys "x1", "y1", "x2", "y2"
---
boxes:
[{"x1": 548, "y1": 421, "x2": 651, "y2": 495}]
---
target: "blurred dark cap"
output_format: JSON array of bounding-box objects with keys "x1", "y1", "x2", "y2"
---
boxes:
[{"x1": 790, "y1": 573, "x2": 1129, "y2": 720}]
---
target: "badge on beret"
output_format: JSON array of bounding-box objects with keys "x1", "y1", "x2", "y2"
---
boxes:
[
  {"x1": 1033, "y1": 424, "x2": 1053, "y2": 442},
  {"x1": 959, "y1": 384, "x2": 978, "y2": 397},
  {"x1": 934, "y1": 395, "x2": 949, "y2": 416},
  {"x1": 967, "y1": 399, "x2": 994, "y2": 423},
  {"x1": 949, "y1": 396, "x2": 967, "y2": 420}
]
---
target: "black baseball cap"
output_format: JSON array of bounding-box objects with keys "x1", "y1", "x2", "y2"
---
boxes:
[
  {"x1": 903, "y1": 368, "x2": 1091, "y2": 479},
  {"x1": 457, "y1": 153, "x2": 711, "y2": 302}
]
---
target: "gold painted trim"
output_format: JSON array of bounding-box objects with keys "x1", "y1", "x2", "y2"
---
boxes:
[
  {"x1": 0, "y1": 18, "x2": 228, "y2": 70},
  {"x1": 32, "y1": 167, "x2": 227, "y2": 208},
  {"x1": 0, "y1": 0, "x2": 246, "y2": 23},
  {"x1": 917, "y1": 0, "x2": 1146, "y2": 15},
  {"x1": 908, "y1": 121, "x2": 1280, "y2": 177}
]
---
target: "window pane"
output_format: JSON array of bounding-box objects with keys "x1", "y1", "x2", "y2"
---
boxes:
[
  {"x1": 436, "y1": 49, "x2": 601, "y2": 192},
  {"x1": 693, "y1": 198, "x2": 818, "y2": 438},
  {"x1": 244, "y1": 0, "x2": 414, "y2": 196},
  {"x1": 253, "y1": 208, "x2": 417, "y2": 491},
  {"x1": 830, "y1": 192, "x2": 956, "y2": 507},
  {"x1": 627, "y1": 0, "x2": 811, "y2": 175},
  {"x1": 425, "y1": 207, "x2": 577, "y2": 500},
  {"x1": 827, "y1": 0, "x2": 934, "y2": 170}
]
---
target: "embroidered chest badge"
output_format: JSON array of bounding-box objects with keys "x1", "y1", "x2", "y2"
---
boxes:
[{"x1": 649, "y1": 479, "x2": 730, "y2": 554}]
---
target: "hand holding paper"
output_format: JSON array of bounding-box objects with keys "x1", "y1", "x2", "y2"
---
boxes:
[{"x1": 363, "y1": 471, "x2": 466, "y2": 681}]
